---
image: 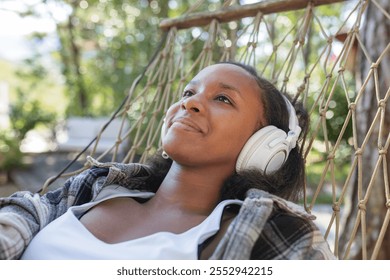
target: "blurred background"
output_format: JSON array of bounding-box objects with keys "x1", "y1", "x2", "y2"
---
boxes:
[{"x1": 0, "y1": 0, "x2": 199, "y2": 195}]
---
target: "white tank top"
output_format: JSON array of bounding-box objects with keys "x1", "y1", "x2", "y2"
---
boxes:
[{"x1": 21, "y1": 191, "x2": 242, "y2": 260}]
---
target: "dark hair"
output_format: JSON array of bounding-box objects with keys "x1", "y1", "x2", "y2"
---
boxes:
[{"x1": 146, "y1": 62, "x2": 309, "y2": 202}]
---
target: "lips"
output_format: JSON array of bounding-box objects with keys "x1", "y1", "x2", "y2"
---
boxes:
[{"x1": 169, "y1": 117, "x2": 204, "y2": 133}]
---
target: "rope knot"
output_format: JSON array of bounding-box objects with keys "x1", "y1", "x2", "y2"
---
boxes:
[
  {"x1": 327, "y1": 153, "x2": 335, "y2": 160},
  {"x1": 386, "y1": 200, "x2": 390, "y2": 209},
  {"x1": 246, "y1": 41, "x2": 255, "y2": 47},
  {"x1": 297, "y1": 83, "x2": 306, "y2": 93},
  {"x1": 349, "y1": 102, "x2": 356, "y2": 111},
  {"x1": 338, "y1": 66, "x2": 345, "y2": 73},
  {"x1": 332, "y1": 204, "x2": 340, "y2": 212},
  {"x1": 378, "y1": 99, "x2": 386, "y2": 108},
  {"x1": 370, "y1": 62, "x2": 379, "y2": 69},
  {"x1": 358, "y1": 201, "x2": 366, "y2": 211},
  {"x1": 144, "y1": 146, "x2": 152, "y2": 152},
  {"x1": 379, "y1": 149, "x2": 387, "y2": 156},
  {"x1": 355, "y1": 148, "x2": 363, "y2": 156}
]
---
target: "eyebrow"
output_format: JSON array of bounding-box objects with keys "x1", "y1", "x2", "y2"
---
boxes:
[
  {"x1": 186, "y1": 80, "x2": 242, "y2": 100},
  {"x1": 218, "y1": 82, "x2": 241, "y2": 95},
  {"x1": 187, "y1": 80, "x2": 199, "y2": 86}
]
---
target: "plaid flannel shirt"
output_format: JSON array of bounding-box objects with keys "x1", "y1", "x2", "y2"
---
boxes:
[{"x1": 0, "y1": 157, "x2": 335, "y2": 260}]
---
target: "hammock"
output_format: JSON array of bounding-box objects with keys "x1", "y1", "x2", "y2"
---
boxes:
[{"x1": 42, "y1": 0, "x2": 390, "y2": 260}]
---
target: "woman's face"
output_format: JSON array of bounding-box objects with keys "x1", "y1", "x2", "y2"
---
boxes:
[{"x1": 162, "y1": 63, "x2": 265, "y2": 171}]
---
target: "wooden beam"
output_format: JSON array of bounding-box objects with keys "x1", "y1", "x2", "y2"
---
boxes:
[{"x1": 160, "y1": 0, "x2": 346, "y2": 31}]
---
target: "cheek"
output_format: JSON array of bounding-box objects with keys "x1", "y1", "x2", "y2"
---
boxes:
[
  {"x1": 213, "y1": 118, "x2": 255, "y2": 153},
  {"x1": 165, "y1": 102, "x2": 181, "y2": 120},
  {"x1": 161, "y1": 103, "x2": 180, "y2": 142}
]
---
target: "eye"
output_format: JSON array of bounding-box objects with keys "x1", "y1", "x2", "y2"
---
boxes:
[
  {"x1": 182, "y1": 90, "x2": 194, "y2": 98},
  {"x1": 216, "y1": 95, "x2": 232, "y2": 105}
]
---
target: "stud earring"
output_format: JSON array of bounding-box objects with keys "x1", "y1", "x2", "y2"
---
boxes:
[{"x1": 162, "y1": 150, "x2": 169, "y2": 159}]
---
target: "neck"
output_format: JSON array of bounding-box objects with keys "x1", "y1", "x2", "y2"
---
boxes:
[{"x1": 149, "y1": 161, "x2": 234, "y2": 215}]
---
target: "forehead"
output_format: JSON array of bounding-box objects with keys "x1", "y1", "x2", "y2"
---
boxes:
[
  {"x1": 189, "y1": 64, "x2": 262, "y2": 103},
  {"x1": 192, "y1": 63, "x2": 257, "y2": 83},
  {"x1": 186, "y1": 64, "x2": 266, "y2": 127},
  {"x1": 192, "y1": 64, "x2": 261, "y2": 97}
]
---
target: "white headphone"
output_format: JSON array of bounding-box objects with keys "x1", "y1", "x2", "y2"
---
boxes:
[{"x1": 235, "y1": 96, "x2": 302, "y2": 174}]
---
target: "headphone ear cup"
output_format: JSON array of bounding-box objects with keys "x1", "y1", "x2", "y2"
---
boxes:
[{"x1": 236, "y1": 126, "x2": 290, "y2": 174}]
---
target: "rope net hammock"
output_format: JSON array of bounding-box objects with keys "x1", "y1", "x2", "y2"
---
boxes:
[{"x1": 43, "y1": 0, "x2": 389, "y2": 260}]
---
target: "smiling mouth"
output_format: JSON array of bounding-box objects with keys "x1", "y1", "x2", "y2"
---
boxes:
[{"x1": 171, "y1": 118, "x2": 203, "y2": 133}]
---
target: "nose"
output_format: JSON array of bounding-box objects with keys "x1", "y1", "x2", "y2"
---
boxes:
[{"x1": 181, "y1": 95, "x2": 204, "y2": 113}]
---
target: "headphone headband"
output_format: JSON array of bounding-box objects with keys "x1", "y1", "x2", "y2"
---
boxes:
[{"x1": 283, "y1": 96, "x2": 301, "y2": 151}]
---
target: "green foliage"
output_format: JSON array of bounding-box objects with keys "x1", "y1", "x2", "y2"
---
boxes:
[
  {"x1": 0, "y1": 89, "x2": 57, "y2": 173},
  {"x1": 53, "y1": 0, "x2": 176, "y2": 116},
  {"x1": 15, "y1": 0, "x2": 205, "y2": 117},
  {"x1": 0, "y1": 130, "x2": 23, "y2": 172},
  {"x1": 9, "y1": 91, "x2": 57, "y2": 140},
  {"x1": 0, "y1": 93, "x2": 56, "y2": 171},
  {"x1": 0, "y1": 47, "x2": 59, "y2": 173}
]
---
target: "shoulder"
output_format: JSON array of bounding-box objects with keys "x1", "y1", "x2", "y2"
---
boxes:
[
  {"x1": 265, "y1": 209, "x2": 317, "y2": 239},
  {"x1": 43, "y1": 166, "x2": 109, "y2": 206},
  {"x1": 250, "y1": 208, "x2": 335, "y2": 259}
]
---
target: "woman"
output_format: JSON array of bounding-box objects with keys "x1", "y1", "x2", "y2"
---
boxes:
[{"x1": 0, "y1": 62, "x2": 335, "y2": 259}]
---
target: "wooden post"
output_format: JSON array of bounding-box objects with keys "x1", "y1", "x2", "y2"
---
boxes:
[{"x1": 160, "y1": 0, "x2": 346, "y2": 31}]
